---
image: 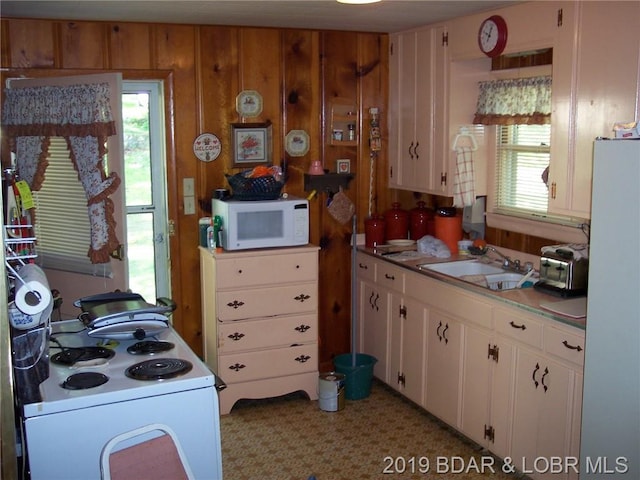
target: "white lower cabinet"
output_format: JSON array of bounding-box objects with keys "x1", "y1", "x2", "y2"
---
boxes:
[
  {"x1": 360, "y1": 281, "x2": 390, "y2": 382},
  {"x1": 425, "y1": 309, "x2": 461, "y2": 426},
  {"x1": 356, "y1": 252, "x2": 585, "y2": 480},
  {"x1": 200, "y1": 246, "x2": 319, "y2": 415},
  {"x1": 390, "y1": 294, "x2": 426, "y2": 405}
]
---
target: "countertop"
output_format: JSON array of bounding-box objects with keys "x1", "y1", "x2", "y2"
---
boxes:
[{"x1": 358, "y1": 246, "x2": 587, "y2": 330}]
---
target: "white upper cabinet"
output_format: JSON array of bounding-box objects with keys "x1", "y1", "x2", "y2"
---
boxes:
[
  {"x1": 549, "y1": 1, "x2": 640, "y2": 219},
  {"x1": 388, "y1": 25, "x2": 450, "y2": 194}
]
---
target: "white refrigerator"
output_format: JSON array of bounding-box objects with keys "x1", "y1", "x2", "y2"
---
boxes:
[{"x1": 581, "y1": 139, "x2": 640, "y2": 479}]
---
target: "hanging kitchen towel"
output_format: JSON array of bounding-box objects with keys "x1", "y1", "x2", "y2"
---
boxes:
[
  {"x1": 453, "y1": 146, "x2": 475, "y2": 208},
  {"x1": 327, "y1": 188, "x2": 355, "y2": 225}
]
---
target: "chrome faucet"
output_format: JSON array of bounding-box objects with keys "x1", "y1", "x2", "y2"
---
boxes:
[{"x1": 485, "y1": 246, "x2": 533, "y2": 273}]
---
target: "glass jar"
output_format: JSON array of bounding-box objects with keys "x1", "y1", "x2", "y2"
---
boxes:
[
  {"x1": 364, "y1": 215, "x2": 386, "y2": 248},
  {"x1": 384, "y1": 202, "x2": 409, "y2": 241}
]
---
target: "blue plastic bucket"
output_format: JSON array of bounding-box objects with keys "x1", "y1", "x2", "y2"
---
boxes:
[{"x1": 333, "y1": 353, "x2": 377, "y2": 400}]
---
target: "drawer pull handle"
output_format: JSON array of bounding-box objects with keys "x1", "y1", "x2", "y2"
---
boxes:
[
  {"x1": 436, "y1": 321, "x2": 443, "y2": 341},
  {"x1": 509, "y1": 321, "x2": 527, "y2": 330},
  {"x1": 294, "y1": 293, "x2": 311, "y2": 302},
  {"x1": 227, "y1": 300, "x2": 245, "y2": 309},
  {"x1": 374, "y1": 293, "x2": 379, "y2": 311},
  {"x1": 228, "y1": 332, "x2": 245, "y2": 341},
  {"x1": 541, "y1": 367, "x2": 549, "y2": 392},
  {"x1": 229, "y1": 363, "x2": 245, "y2": 372},
  {"x1": 385, "y1": 273, "x2": 395, "y2": 280},
  {"x1": 295, "y1": 355, "x2": 311, "y2": 363},
  {"x1": 359, "y1": 263, "x2": 369, "y2": 270},
  {"x1": 532, "y1": 362, "x2": 540, "y2": 388},
  {"x1": 442, "y1": 323, "x2": 449, "y2": 345},
  {"x1": 295, "y1": 324, "x2": 311, "y2": 333},
  {"x1": 562, "y1": 340, "x2": 583, "y2": 352}
]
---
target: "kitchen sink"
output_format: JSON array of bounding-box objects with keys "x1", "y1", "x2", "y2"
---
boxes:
[
  {"x1": 418, "y1": 260, "x2": 504, "y2": 277},
  {"x1": 418, "y1": 260, "x2": 535, "y2": 291}
]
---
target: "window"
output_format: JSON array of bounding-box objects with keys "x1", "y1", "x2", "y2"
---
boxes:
[
  {"x1": 494, "y1": 124, "x2": 550, "y2": 217},
  {"x1": 34, "y1": 138, "x2": 107, "y2": 276}
]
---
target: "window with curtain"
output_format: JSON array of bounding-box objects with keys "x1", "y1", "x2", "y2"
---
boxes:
[{"x1": 474, "y1": 76, "x2": 553, "y2": 221}]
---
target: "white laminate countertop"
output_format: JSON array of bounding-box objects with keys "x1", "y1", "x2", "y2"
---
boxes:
[{"x1": 358, "y1": 246, "x2": 587, "y2": 330}]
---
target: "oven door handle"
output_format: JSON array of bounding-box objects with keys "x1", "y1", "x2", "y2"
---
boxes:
[{"x1": 214, "y1": 373, "x2": 227, "y2": 392}]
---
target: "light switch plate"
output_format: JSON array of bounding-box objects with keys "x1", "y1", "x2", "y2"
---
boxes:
[
  {"x1": 184, "y1": 196, "x2": 195, "y2": 215},
  {"x1": 183, "y1": 177, "x2": 195, "y2": 197}
]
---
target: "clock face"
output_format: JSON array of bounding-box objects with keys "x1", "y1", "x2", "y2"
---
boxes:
[{"x1": 478, "y1": 15, "x2": 508, "y2": 57}]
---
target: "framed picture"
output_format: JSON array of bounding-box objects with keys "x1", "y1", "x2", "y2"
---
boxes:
[
  {"x1": 337, "y1": 159, "x2": 351, "y2": 174},
  {"x1": 231, "y1": 122, "x2": 272, "y2": 168}
]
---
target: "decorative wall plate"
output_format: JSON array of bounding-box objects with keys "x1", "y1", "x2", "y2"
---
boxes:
[
  {"x1": 193, "y1": 133, "x2": 221, "y2": 162},
  {"x1": 236, "y1": 90, "x2": 263, "y2": 117},
  {"x1": 285, "y1": 130, "x2": 310, "y2": 157}
]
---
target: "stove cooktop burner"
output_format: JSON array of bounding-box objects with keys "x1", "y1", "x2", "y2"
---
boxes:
[
  {"x1": 125, "y1": 358, "x2": 193, "y2": 380},
  {"x1": 61, "y1": 372, "x2": 109, "y2": 390},
  {"x1": 51, "y1": 347, "x2": 115, "y2": 366},
  {"x1": 127, "y1": 340, "x2": 175, "y2": 355}
]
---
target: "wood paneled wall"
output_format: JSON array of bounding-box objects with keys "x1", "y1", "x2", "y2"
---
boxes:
[{"x1": 0, "y1": 17, "x2": 390, "y2": 367}]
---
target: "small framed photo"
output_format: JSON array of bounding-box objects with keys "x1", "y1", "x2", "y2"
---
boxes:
[
  {"x1": 337, "y1": 159, "x2": 351, "y2": 174},
  {"x1": 231, "y1": 122, "x2": 272, "y2": 168}
]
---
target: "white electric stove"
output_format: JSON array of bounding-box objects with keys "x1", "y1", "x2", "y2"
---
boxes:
[{"x1": 21, "y1": 319, "x2": 223, "y2": 480}]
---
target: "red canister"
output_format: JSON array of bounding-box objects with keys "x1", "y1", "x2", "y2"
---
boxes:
[
  {"x1": 384, "y1": 202, "x2": 409, "y2": 241},
  {"x1": 364, "y1": 215, "x2": 386, "y2": 248},
  {"x1": 409, "y1": 201, "x2": 434, "y2": 241},
  {"x1": 434, "y1": 212, "x2": 462, "y2": 255}
]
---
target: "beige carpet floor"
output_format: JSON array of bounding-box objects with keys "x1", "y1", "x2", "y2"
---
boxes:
[{"x1": 220, "y1": 380, "x2": 527, "y2": 480}]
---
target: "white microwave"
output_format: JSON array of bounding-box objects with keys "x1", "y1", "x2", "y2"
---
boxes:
[{"x1": 212, "y1": 196, "x2": 309, "y2": 250}]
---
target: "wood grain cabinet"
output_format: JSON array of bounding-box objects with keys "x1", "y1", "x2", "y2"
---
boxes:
[{"x1": 200, "y1": 245, "x2": 319, "y2": 415}]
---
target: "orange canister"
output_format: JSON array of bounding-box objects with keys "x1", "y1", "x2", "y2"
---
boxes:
[
  {"x1": 409, "y1": 201, "x2": 434, "y2": 241},
  {"x1": 384, "y1": 203, "x2": 409, "y2": 241},
  {"x1": 434, "y1": 210, "x2": 462, "y2": 255},
  {"x1": 364, "y1": 215, "x2": 386, "y2": 248}
]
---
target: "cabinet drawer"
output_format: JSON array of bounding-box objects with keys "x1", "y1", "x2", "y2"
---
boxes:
[
  {"x1": 495, "y1": 307, "x2": 543, "y2": 349},
  {"x1": 355, "y1": 252, "x2": 376, "y2": 283},
  {"x1": 216, "y1": 251, "x2": 317, "y2": 289},
  {"x1": 377, "y1": 262, "x2": 404, "y2": 292},
  {"x1": 218, "y1": 283, "x2": 317, "y2": 321},
  {"x1": 218, "y1": 314, "x2": 317, "y2": 353},
  {"x1": 545, "y1": 325, "x2": 585, "y2": 366},
  {"x1": 218, "y1": 344, "x2": 317, "y2": 384}
]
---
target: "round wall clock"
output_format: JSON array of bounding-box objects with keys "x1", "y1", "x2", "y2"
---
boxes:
[
  {"x1": 193, "y1": 133, "x2": 221, "y2": 162},
  {"x1": 478, "y1": 15, "x2": 508, "y2": 58}
]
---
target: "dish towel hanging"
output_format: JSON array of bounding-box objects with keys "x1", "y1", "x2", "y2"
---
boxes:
[{"x1": 453, "y1": 146, "x2": 475, "y2": 207}]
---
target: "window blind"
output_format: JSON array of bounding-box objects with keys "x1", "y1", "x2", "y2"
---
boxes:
[
  {"x1": 495, "y1": 124, "x2": 550, "y2": 215},
  {"x1": 34, "y1": 137, "x2": 112, "y2": 276}
]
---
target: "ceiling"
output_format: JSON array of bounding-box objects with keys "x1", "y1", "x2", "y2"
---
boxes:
[{"x1": 1, "y1": 0, "x2": 522, "y2": 34}]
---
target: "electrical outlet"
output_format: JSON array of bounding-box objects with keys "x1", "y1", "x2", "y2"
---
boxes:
[
  {"x1": 183, "y1": 177, "x2": 195, "y2": 197},
  {"x1": 184, "y1": 196, "x2": 195, "y2": 215}
]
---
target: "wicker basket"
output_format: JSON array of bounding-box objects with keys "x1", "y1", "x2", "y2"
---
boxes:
[{"x1": 226, "y1": 173, "x2": 284, "y2": 201}]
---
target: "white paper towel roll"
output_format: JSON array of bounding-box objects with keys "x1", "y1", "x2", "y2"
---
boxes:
[{"x1": 14, "y1": 264, "x2": 53, "y2": 316}]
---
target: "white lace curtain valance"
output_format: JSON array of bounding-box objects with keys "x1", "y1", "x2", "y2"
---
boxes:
[
  {"x1": 473, "y1": 76, "x2": 552, "y2": 125},
  {"x1": 2, "y1": 82, "x2": 121, "y2": 264}
]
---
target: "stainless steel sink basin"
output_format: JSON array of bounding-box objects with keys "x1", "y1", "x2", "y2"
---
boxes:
[
  {"x1": 418, "y1": 260, "x2": 534, "y2": 291},
  {"x1": 418, "y1": 260, "x2": 504, "y2": 277}
]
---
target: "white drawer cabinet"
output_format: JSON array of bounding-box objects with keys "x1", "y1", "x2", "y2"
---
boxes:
[{"x1": 200, "y1": 246, "x2": 319, "y2": 415}]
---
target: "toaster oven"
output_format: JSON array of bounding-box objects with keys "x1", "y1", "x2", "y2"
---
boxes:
[{"x1": 534, "y1": 248, "x2": 588, "y2": 297}]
